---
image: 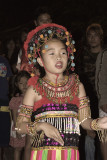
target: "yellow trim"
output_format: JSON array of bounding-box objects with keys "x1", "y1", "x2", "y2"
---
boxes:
[
  {"x1": 0, "y1": 106, "x2": 12, "y2": 121},
  {"x1": 42, "y1": 76, "x2": 68, "y2": 87},
  {"x1": 0, "y1": 106, "x2": 10, "y2": 112},
  {"x1": 35, "y1": 114, "x2": 78, "y2": 121},
  {"x1": 31, "y1": 146, "x2": 78, "y2": 151}
]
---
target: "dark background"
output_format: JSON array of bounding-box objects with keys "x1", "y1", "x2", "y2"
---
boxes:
[{"x1": 0, "y1": 0, "x2": 107, "y2": 44}]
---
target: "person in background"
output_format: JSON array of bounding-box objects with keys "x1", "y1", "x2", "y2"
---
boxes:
[
  {"x1": 0, "y1": 53, "x2": 12, "y2": 160},
  {"x1": 20, "y1": 6, "x2": 53, "y2": 75},
  {"x1": 3, "y1": 37, "x2": 20, "y2": 101},
  {"x1": 16, "y1": 28, "x2": 29, "y2": 72},
  {"x1": 0, "y1": 39, "x2": 5, "y2": 57},
  {"x1": 9, "y1": 70, "x2": 31, "y2": 160},
  {"x1": 4, "y1": 37, "x2": 19, "y2": 74},
  {"x1": 33, "y1": 6, "x2": 52, "y2": 27},
  {"x1": 75, "y1": 23, "x2": 103, "y2": 160},
  {"x1": 95, "y1": 27, "x2": 107, "y2": 160}
]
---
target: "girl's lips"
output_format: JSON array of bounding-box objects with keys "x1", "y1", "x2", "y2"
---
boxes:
[{"x1": 55, "y1": 61, "x2": 63, "y2": 69}]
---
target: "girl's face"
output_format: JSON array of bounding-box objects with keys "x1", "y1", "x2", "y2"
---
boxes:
[
  {"x1": 37, "y1": 39, "x2": 68, "y2": 76},
  {"x1": 17, "y1": 77, "x2": 28, "y2": 94}
]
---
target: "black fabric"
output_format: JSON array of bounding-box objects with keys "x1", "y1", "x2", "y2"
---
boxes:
[
  {"x1": 0, "y1": 112, "x2": 11, "y2": 146},
  {"x1": 31, "y1": 103, "x2": 78, "y2": 122}
]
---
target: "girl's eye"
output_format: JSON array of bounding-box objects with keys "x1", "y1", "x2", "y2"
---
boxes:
[
  {"x1": 49, "y1": 53, "x2": 54, "y2": 55},
  {"x1": 61, "y1": 52, "x2": 67, "y2": 55}
]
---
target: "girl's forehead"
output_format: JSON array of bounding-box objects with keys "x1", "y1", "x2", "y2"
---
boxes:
[
  {"x1": 45, "y1": 39, "x2": 64, "y2": 45},
  {"x1": 42, "y1": 39, "x2": 65, "y2": 49}
]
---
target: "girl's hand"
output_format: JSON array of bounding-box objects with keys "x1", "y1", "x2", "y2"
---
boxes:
[
  {"x1": 37, "y1": 122, "x2": 64, "y2": 146},
  {"x1": 15, "y1": 122, "x2": 28, "y2": 134},
  {"x1": 97, "y1": 116, "x2": 107, "y2": 129}
]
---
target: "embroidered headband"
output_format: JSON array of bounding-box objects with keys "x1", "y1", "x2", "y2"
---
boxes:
[{"x1": 24, "y1": 23, "x2": 76, "y2": 76}]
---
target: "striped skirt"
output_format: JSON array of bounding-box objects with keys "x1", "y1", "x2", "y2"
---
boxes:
[{"x1": 30, "y1": 148, "x2": 79, "y2": 160}]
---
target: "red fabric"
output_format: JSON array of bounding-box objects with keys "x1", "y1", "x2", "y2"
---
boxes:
[
  {"x1": 33, "y1": 96, "x2": 79, "y2": 111},
  {"x1": 20, "y1": 48, "x2": 32, "y2": 73},
  {"x1": 9, "y1": 135, "x2": 25, "y2": 148},
  {"x1": 9, "y1": 95, "x2": 23, "y2": 110},
  {"x1": 47, "y1": 150, "x2": 52, "y2": 160},
  {"x1": 9, "y1": 94, "x2": 26, "y2": 148},
  {"x1": 27, "y1": 74, "x2": 80, "y2": 111},
  {"x1": 21, "y1": 63, "x2": 32, "y2": 73},
  {"x1": 21, "y1": 48, "x2": 27, "y2": 64},
  {"x1": 61, "y1": 150, "x2": 65, "y2": 160},
  {"x1": 27, "y1": 76, "x2": 39, "y2": 87}
]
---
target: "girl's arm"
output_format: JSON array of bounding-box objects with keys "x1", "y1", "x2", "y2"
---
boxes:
[
  {"x1": 16, "y1": 85, "x2": 64, "y2": 146},
  {"x1": 78, "y1": 82, "x2": 92, "y2": 130},
  {"x1": 12, "y1": 109, "x2": 18, "y2": 127},
  {"x1": 16, "y1": 86, "x2": 36, "y2": 134}
]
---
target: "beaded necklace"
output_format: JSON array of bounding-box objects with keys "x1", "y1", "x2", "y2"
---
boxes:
[
  {"x1": 34, "y1": 74, "x2": 79, "y2": 104},
  {"x1": 42, "y1": 76, "x2": 68, "y2": 87}
]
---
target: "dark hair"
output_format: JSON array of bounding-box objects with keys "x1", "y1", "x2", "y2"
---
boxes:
[
  {"x1": 33, "y1": 6, "x2": 52, "y2": 21},
  {"x1": 4, "y1": 37, "x2": 16, "y2": 53},
  {"x1": 19, "y1": 28, "x2": 29, "y2": 45},
  {"x1": 5, "y1": 37, "x2": 15, "y2": 44},
  {"x1": 3, "y1": 37, "x2": 19, "y2": 71},
  {"x1": 86, "y1": 23, "x2": 103, "y2": 40},
  {"x1": 12, "y1": 71, "x2": 31, "y2": 96},
  {"x1": 19, "y1": 28, "x2": 29, "y2": 37}
]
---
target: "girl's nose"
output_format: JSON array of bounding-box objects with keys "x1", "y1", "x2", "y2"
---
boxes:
[{"x1": 56, "y1": 54, "x2": 61, "y2": 61}]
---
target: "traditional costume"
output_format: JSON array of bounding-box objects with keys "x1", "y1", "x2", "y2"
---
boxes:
[{"x1": 17, "y1": 23, "x2": 94, "y2": 160}]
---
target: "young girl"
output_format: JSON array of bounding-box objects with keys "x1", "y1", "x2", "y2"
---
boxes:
[
  {"x1": 15, "y1": 23, "x2": 107, "y2": 160},
  {"x1": 9, "y1": 70, "x2": 31, "y2": 160}
]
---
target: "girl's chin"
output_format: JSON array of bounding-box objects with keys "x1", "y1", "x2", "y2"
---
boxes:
[{"x1": 46, "y1": 68, "x2": 66, "y2": 75}]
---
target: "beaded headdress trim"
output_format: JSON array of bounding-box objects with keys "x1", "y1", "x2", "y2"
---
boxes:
[{"x1": 24, "y1": 23, "x2": 76, "y2": 75}]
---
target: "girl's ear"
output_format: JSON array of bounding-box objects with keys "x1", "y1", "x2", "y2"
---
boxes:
[{"x1": 37, "y1": 57, "x2": 44, "y2": 67}]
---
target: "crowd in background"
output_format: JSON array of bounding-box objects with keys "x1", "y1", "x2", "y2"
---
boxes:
[{"x1": 0, "y1": 6, "x2": 107, "y2": 160}]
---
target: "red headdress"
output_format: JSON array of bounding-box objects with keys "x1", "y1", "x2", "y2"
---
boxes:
[{"x1": 23, "y1": 23, "x2": 76, "y2": 76}]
